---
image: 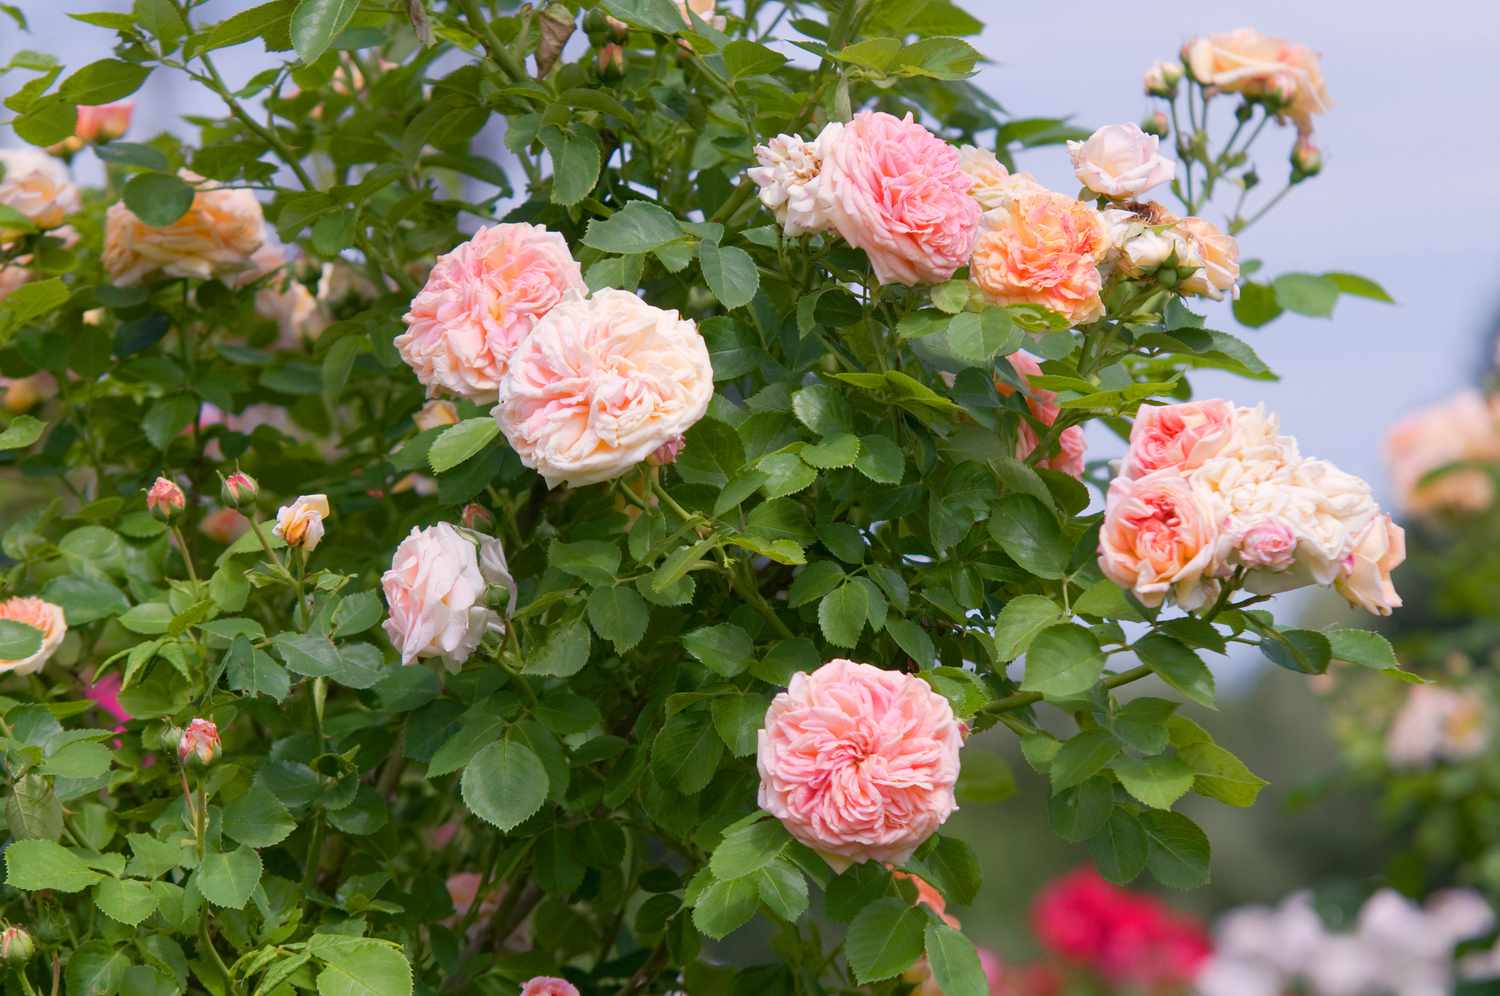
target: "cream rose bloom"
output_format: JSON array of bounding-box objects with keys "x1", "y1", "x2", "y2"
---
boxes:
[
  {"x1": 957, "y1": 145, "x2": 1042, "y2": 212},
  {"x1": 1184, "y1": 28, "x2": 1330, "y2": 134},
  {"x1": 1336, "y1": 514, "x2": 1405, "y2": 616},
  {"x1": 0, "y1": 596, "x2": 67, "y2": 676},
  {"x1": 1175, "y1": 216, "x2": 1240, "y2": 299},
  {"x1": 0, "y1": 149, "x2": 80, "y2": 238},
  {"x1": 1067, "y1": 123, "x2": 1176, "y2": 200},
  {"x1": 382, "y1": 522, "x2": 516, "y2": 670},
  {"x1": 103, "y1": 170, "x2": 266, "y2": 285},
  {"x1": 747, "y1": 133, "x2": 830, "y2": 237},
  {"x1": 273, "y1": 494, "x2": 330, "y2": 552},
  {"x1": 494, "y1": 289, "x2": 714, "y2": 489}
]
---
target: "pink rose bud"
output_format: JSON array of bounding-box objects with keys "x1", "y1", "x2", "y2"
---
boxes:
[
  {"x1": 597, "y1": 42, "x2": 625, "y2": 80},
  {"x1": 0, "y1": 925, "x2": 35, "y2": 964},
  {"x1": 178, "y1": 718, "x2": 221, "y2": 766},
  {"x1": 146, "y1": 476, "x2": 186, "y2": 520},
  {"x1": 75, "y1": 101, "x2": 133, "y2": 144},
  {"x1": 1143, "y1": 60, "x2": 1182, "y2": 97},
  {"x1": 647, "y1": 435, "x2": 686, "y2": 467},
  {"x1": 461, "y1": 503, "x2": 495, "y2": 532},
  {"x1": 220, "y1": 470, "x2": 259, "y2": 509},
  {"x1": 1141, "y1": 110, "x2": 1169, "y2": 139},
  {"x1": 1291, "y1": 138, "x2": 1323, "y2": 179}
]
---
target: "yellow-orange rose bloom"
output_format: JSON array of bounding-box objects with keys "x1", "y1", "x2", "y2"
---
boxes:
[
  {"x1": 103, "y1": 171, "x2": 266, "y2": 286},
  {"x1": 969, "y1": 189, "x2": 1108, "y2": 325}
]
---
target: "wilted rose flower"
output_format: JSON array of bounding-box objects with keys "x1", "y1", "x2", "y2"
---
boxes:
[
  {"x1": 995, "y1": 352, "x2": 1086, "y2": 477},
  {"x1": 0, "y1": 596, "x2": 67, "y2": 676},
  {"x1": 146, "y1": 476, "x2": 186, "y2": 520},
  {"x1": 103, "y1": 171, "x2": 266, "y2": 286},
  {"x1": 494, "y1": 289, "x2": 714, "y2": 488},
  {"x1": 748, "y1": 133, "x2": 831, "y2": 237},
  {"x1": 1067, "y1": 123, "x2": 1176, "y2": 200},
  {"x1": 519, "y1": 978, "x2": 579, "y2": 996},
  {"x1": 381, "y1": 522, "x2": 516, "y2": 670},
  {"x1": 757, "y1": 658, "x2": 963, "y2": 869},
  {"x1": 970, "y1": 186, "x2": 1109, "y2": 325},
  {"x1": 413, "y1": 399, "x2": 461, "y2": 431},
  {"x1": 0, "y1": 149, "x2": 80, "y2": 237},
  {"x1": 1099, "y1": 468, "x2": 1223, "y2": 609},
  {"x1": 1336, "y1": 514, "x2": 1404, "y2": 616},
  {"x1": 273, "y1": 494, "x2": 330, "y2": 551},
  {"x1": 816, "y1": 111, "x2": 980, "y2": 285},
  {"x1": 178, "y1": 718, "x2": 222, "y2": 765},
  {"x1": 397, "y1": 223, "x2": 585, "y2": 404},
  {"x1": 1183, "y1": 28, "x2": 1330, "y2": 133}
]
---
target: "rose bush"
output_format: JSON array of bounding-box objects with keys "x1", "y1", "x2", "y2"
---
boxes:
[{"x1": 0, "y1": 2, "x2": 1400, "y2": 994}]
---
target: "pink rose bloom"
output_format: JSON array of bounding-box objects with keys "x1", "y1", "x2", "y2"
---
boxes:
[
  {"x1": 0, "y1": 150, "x2": 80, "y2": 237},
  {"x1": 1067, "y1": 123, "x2": 1175, "y2": 200},
  {"x1": 970, "y1": 188, "x2": 1109, "y2": 325},
  {"x1": 816, "y1": 111, "x2": 980, "y2": 285},
  {"x1": 1234, "y1": 517, "x2": 1298, "y2": 571},
  {"x1": 396, "y1": 223, "x2": 585, "y2": 404},
  {"x1": 519, "y1": 978, "x2": 578, "y2": 996},
  {"x1": 995, "y1": 352, "x2": 1086, "y2": 478},
  {"x1": 1183, "y1": 28, "x2": 1329, "y2": 134},
  {"x1": 1122, "y1": 399, "x2": 1235, "y2": 478},
  {"x1": 382, "y1": 522, "x2": 516, "y2": 669},
  {"x1": 103, "y1": 171, "x2": 265, "y2": 286},
  {"x1": 756, "y1": 658, "x2": 963, "y2": 870},
  {"x1": 1335, "y1": 514, "x2": 1404, "y2": 616},
  {"x1": 0, "y1": 596, "x2": 67, "y2": 676},
  {"x1": 1386, "y1": 685, "x2": 1489, "y2": 769},
  {"x1": 445, "y1": 871, "x2": 503, "y2": 925},
  {"x1": 494, "y1": 289, "x2": 714, "y2": 488},
  {"x1": 1098, "y1": 468, "x2": 1223, "y2": 609},
  {"x1": 1385, "y1": 391, "x2": 1500, "y2": 516}
]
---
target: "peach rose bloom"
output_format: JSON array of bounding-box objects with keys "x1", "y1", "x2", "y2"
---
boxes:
[
  {"x1": 996, "y1": 351, "x2": 1086, "y2": 478},
  {"x1": 757, "y1": 658, "x2": 963, "y2": 870},
  {"x1": 957, "y1": 145, "x2": 1043, "y2": 212},
  {"x1": 677, "y1": 0, "x2": 726, "y2": 31},
  {"x1": 1175, "y1": 216, "x2": 1239, "y2": 300},
  {"x1": 1122, "y1": 399, "x2": 1235, "y2": 479},
  {"x1": 199, "y1": 508, "x2": 250, "y2": 546},
  {"x1": 816, "y1": 111, "x2": 980, "y2": 286},
  {"x1": 0, "y1": 150, "x2": 80, "y2": 237},
  {"x1": 1067, "y1": 123, "x2": 1175, "y2": 200},
  {"x1": 0, "y1": 596, "x2": 67, "y2": 675},
  {"x1": 103, "y1": 171, "x2": 266, "y2": 286},
  {"x1": 1336, "y1": 514, "x2": 1404, "y2": 616},
  {"x1": 381, "y1": 522, "x2": 516, "y2": 670},
  {"x1": 1099, "y1": 468, "x2": 1223, "y2": 609},
  {"x1": 2, "y1": 373, "x2": 55, "y2": 413},
  {"x1": 1184, "y1": 28, "x2": 1329, "y2": 134},
  {"x1": 51, "y1": 101, "x2": 134, "y2": 153},
  {"x1": 748, "y1": 133, "x2": 830, "y2": 237},
  {"x1": 519, "y1": 978, "x2": 578, "y2": 996},
  {"x1": 1385, "y1": 391, "x2": 1500, "y2": 515},
  {"x1": 494, "y1": 289, "x2": 713, "y2": 488},
  {"x1": 1386, "y1": 686, "x2": 1488, "y2": 769},
  {"x1": 397, "y1": 223, "x2": 585, "y2": 404},
  {"x1": 969, "y1": 188, "x2": 1109, "y2": 325},
  {"x1": 413, "y1": 399, "x2": 461, "y2": 431},
  {"x1": 273, "y1": 494, "x2": 330, "y2": 552}
]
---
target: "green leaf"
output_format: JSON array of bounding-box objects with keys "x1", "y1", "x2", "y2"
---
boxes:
[
  {"x1": 142, "y1": 394, "x2": 199, "y2": 450},
  {"x1": 1140, "y1": 810, "x2": 1211, "y2": 889},
  {"x1": 683, "y1": 623, "x2": 753, "y2": 677},
  {"x1": 1088, "y1": 809, "x2": 1148, "y2": 884},
  {"x1": 461, "y1": 740, "x2": 548, "y2": 831},
  {"x1": 801, "y1": 433, "x2": 860, "y2": 469},
  {"x1": 1232, "y1": 280, "x2": 1283, "y2": 328},
  {"x1": 818, "y1": 582, "x2": 868, "y2": 648},
  {"x1": 723, "y1": 39, "x2": 788, "y2": 78},
  {"x1": 698, "y1": 242, "x2": 760, "y2": 309},
  {"x1": 924, "y1": 923, "x2": 988, "y2": 996},
  {"x1": 582, "y1": 201, "x2": 683, "y2": 254},
  {"x1": 549, "y1": 539, "x2": 622, "y2": 584},
  {"x1": 1111, "y1": 697, "x2": 1177, "y2": 755},
  {"x1": 523, "y1": 618, "x2": 592, "y2": 677},
  {"x1": 846, "y1": 897, "x2": 928, "y2": 983},
  {"x1": 222, "y1": 784, "x2": 296, "y2": 847},
  {"x1": 710, "y1": 819, "x2": 788, "y2": 880},
  {"x1": 4, "y1": 839, "x2": 103, "y2": 892},
  {"x1": 1112, "y1": 755, "x2": 1194, "y2": 810},
  {"x1": 0, "y1": 618, "x2": 43, "y2": 661},
  {"x1": 601, "y1": 0, "x2": 688, "y2": 35},
  {"x1": 692, "y1": 875, "x2": 759, "y2": 939},
  {"x1": 587, "y1": 585, "x2": 650, "y2": 652},
  {"x1": 914, "y1": 835, "x2": 981, "y2": 906},
  {"x1": 652, "y1": 709, "x2": 723, "y2": 794},
  {"x1": 791, "y1": 384, "x2": 853, "y2": 436},
  {"x1": 886, "y1": 618, "x2": 936, "y2": 668},
  {"x1": 789, "y1": 561, "x2": 845, "y2": 608},
  {"x1": 989, "y1": 494, "x2": 1069, "y2": 579},
  {"x1": 1049, "y1": 729, "x2": 1121, "y2": 791},
  {"x1": 39, "y1": 740, "x2": 112, "y2": 779},
  {"x1": 956, "y1": 750, "x2": 1015, "y2": 804},
  {"x1": 58, "y1": 58, "x2": 150, "y2": 104},
  {"x1": 756, "y1": 859, "x2": 809, "y2": 923},
  {"x1": 226, "y1": 639, "x2": 291, "y2": 703},
  {"x1": 1326, "y1": 628, "x2": 1398, "y2": 669},
  {"x1": 65, "y1": 942, "x2": 130, "y2": 996},
  {"x1": 1135, "y1": 633, "x2": 1216, "y2": 709},
  {"x1": 274, "y1": 631, "x2": 341, "y2": 678},
  {"x1": 195, "y1": 845, "x2": 262, "y2": 909},
  {"x1": 1021, "y1": 624, "x2": 1104, "y2": 698},
  {"x1": 94, "y1": 877, "x2": 159, "y2": 926},
  {"x1": 1272, "y1": 272, "x2": 1340, "y2": 317},
  {"x1": 123, "y1": 172, "x2": 195, "y2": 227},
  {"x1": 307, "y1": 935, "x2": 414, "y2": 996},
  {"x1": 41, "y1": 575, "x2": 128, "y2": 625},
  {"x1": 1259, "y1": 628, "x2": 1331, "y2": 674},
  {"x1": 540, "y1": 124, "x2": 602, "y2": 207},
  {"x1": 0, "y1": 414, "x2": 44, "y2": 450},
  {"x1": 1049, "y1": 777, "x2": 1114, "y2": 842},
  {"x1": 1324, "y1": 271, "x2": 1394, "y2": 303},
  {"x1": 289, "y1": 0, "x2": 359, "y2": 63},
  {"x1": 993, "y1": 595, "x2": 1063, "y2": 662},
  {"x1": 428, "y1": 418, "x2": 500, "y2": 473},
  {"x1": 711, "y1": 692, "x2": 767, "y2": 757},
  {"x1": 758, "y1": 452, "x2": 817, "y2": 498},
  {"x1": 1180, "y1": 741, "x2": 1267, "y2": 808},
  {"x1": 855, "y1": 435, "x2": 905, "y2": 483},
  {"x1": 6, "y1": 774, "x2": 63, "y2": 841}
]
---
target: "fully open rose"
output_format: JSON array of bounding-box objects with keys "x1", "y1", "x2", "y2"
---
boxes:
[{"x1": 102, "y1": 170, "x2": 265, "y2": 285}]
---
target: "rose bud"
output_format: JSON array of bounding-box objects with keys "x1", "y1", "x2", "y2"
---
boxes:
[
  {"x1": 219, "y1": 470, "x2": 259, "y2": 510},
  {"x1": 1141, "y1": 110, "x2": 1169, "y2": 139},
  {"x1": 0, "y1": 925, "x2": 35, "y2": 964},
  {"x1": 461, "y1": 503, "x2": 495, "y2": 532},
  {"x1": 273, "y1": 494, "x2": 330, "y2": 552},
  {"x1": 647, "y1": 435, "x2": 686, "y2": 467},
  {"x1": 597, "y1": 43, "x2": 625, "y2": 81},
  {"x1": 146, "y1": 476, "x2": 186, "y2": 521},
  {"x1": 178, "y1": 718, "x2": 221, "y2": 766},
  {"x1": 583, "y1": 7, "x2": 611, "y2": 46},
  {"x1": 1143, "y1": 60, "x2": 1182, "y2": 97},
  {"x1": 1291, "y1": 138, "x2": 1323, "y2": 180}
]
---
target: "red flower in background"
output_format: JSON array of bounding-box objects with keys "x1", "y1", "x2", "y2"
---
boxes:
[{"x1": 1032, "y1": 867, "x2": 1211, "y2": 987}]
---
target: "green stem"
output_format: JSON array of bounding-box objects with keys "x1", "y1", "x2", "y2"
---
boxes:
[
  {"x1": 731, "y1": 560, "x2": 793, "y2": 640},
  {"x1": 981, "y1": 664, "x2": 1155, "y2": 717},
  {"x1": 199, "y1": 914, "x2": 239, "y2": 995},
  {"x1": 169, "y1": 524, "x2": 199, "y2": 585},
  {"x1": 649, "y1": 477, "x2": 698, "y2": 525},
  {"x1": 16, "y1": 968, "x2": 40, "y2": 996},
  {"x1": 459, "y1": 0, "x2": 528, "y2": 82},
  {"x1": 1235, "y1": 182, "x2": 1294, "y2": 233}
]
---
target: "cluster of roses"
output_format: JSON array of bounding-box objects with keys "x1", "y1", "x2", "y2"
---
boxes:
[
  {"x1": 1199, "y1": 887, "x2": 1500, "y2": 996},
  {"x1": 1098, "y1": 399, "x2": 1405, "y2": 616}
]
